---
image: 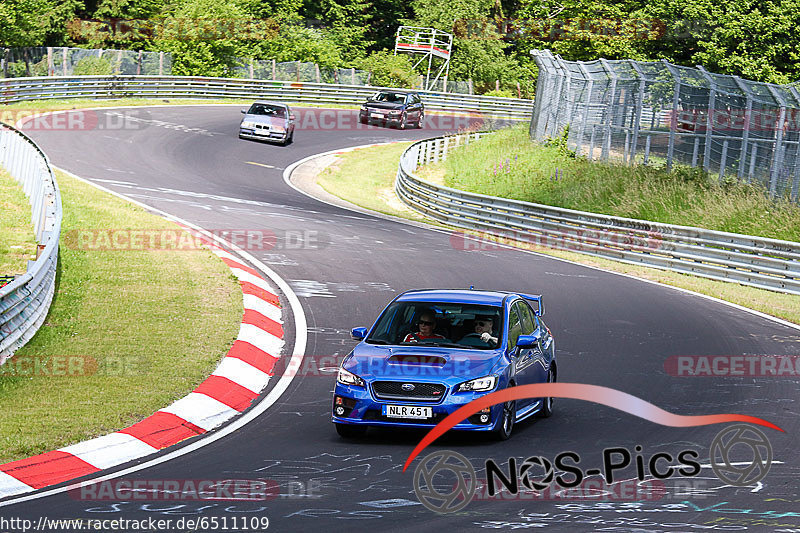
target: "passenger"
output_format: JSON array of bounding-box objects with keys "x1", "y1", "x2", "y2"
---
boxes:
[
  {"x1": 403, "y1": 311, "x2": 445, "y2": 343},
  {"x1": 459, "y1": 316, "x2": 498, "y2": 347}
]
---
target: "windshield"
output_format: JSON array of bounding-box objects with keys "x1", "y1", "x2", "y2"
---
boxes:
[
  {"x1": 370, "y1": 92, "x2": 406, "y2": 104},
  {"x1": 366, "y1": 301, "x2": 503, "y2": 350},
  {"x1": 247, "y1": 104, "x2": 286, "y2": 117}
]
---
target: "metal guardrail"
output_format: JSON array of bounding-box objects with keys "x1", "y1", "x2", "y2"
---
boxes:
[
  {"x1": 0, "y1": 121, "x2": 62, "y2": 362},
  {"x1": 0, "y1": 76, "x2": 534, "y2": 120},
  {"x1": 396, "y1": 132, "x2": 800, "y2": 295}
]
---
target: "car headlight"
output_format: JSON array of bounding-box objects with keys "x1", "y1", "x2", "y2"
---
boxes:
[
  {"x1": 272, "y1": 124, "x2": 286, "y2": 132},
  {"x1": 337, "y1": 368, "x2": 365, "y2": 387},
  {"x1": 389, "y1": 110, "x2": 402, "y2": 115},
  {"x1": 361, "y1": 105, "x2": 368, "y2": 110},
  {"x1": 241, "y1": 121, "x2": 257, "y2": 129},
  {"x1": 457, "y1": 375, "x2": 497, "y2": 392}
]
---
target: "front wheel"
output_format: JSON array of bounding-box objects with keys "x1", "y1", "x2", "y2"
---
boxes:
[
  {"x1": 537, "y1": 367, "x2": 555, "y2": 418},
  {"x1": 415, "y1": 113, "x2": 424, "y2": 129},
  {"x1": 493, "y1": 389, "x2": 515, "y2": 441},
  {"x1": 335, "y1": 423, "x2": 367, "y2": 438},
  {"x1": 398, "y1": 113, "x2": 407, "y2": 130}
]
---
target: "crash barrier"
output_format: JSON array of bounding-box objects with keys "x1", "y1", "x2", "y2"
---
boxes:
[
  {"x1": 0, "y1": 121, "x2": 62, "y2": 361},
  {"x1": 396, "y1": 132, "x2": 800, "y2": 295},
  {"x1": 0, "y1": 76, "x2": 534, "y2": 120}
]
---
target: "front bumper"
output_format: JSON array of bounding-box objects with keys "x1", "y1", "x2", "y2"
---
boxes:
[
  {"x1": 239, "y1": 127, "x2": 288, "y2": 142},
  {"x1": 359, "y1": 111, "x2": 402, "y2": 124},
  {"x1": 332, "y1": 382, "x2": 499, "y2": 431}
]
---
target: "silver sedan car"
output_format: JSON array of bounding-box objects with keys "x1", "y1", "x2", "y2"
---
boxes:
[{"x1": 239, "y1": 102, "x2": 295, "y2": 145}]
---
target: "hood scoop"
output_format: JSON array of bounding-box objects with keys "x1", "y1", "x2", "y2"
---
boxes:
[{"x1": 387, "y1": 354, "x2": 447, "y2": 366}]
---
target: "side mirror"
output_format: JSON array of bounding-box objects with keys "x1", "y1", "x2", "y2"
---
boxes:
[
  {"x1": 351, "y1": 327, "x2": 368, "y2": 340},
  {"x1": 240, "y1": 109, "x2": 247, "y2": 114},
  {"x1": 516, "y1": 331, "x2": 541, "y2": 349},
  {"x1": 289, "y1": 114, "x2": 295, "y2": 121}
]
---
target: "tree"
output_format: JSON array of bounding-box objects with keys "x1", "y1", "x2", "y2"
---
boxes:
[{"x1": 0, "y1": 0, "x2": 80, "y2": 47}]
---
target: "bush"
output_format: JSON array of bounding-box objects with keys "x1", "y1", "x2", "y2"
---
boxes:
[
  {"x1": 483, "y1": 88, "x2": 514, "y2": 98},
  {"x1": 357, "y1": 51, "x2": 419, "y2": 88},
  {"x1": 73, "y1": 57, "x2": 113, "y2": 75}
]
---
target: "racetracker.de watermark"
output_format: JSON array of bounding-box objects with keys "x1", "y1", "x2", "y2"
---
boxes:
[
  {"x1": 68, "y1": 478, "x2": 321, "y2": 501},
  {"x1": 665, "y1": 355, "x2": 800, "y2": 377},
  {"x1": 62, "y1": 228, "x2": 325, "y2": 252},
  {"x1": 0, "y1": 355, "x2": 143, "y2": 377},
  {"x1": 6, "y1": 109, "x2": 152, "y2": 131},
  {"x1": 455, "y1": 17, "x2": 712, "y2": 41},
  {"x1": 449, "y1": 228, "x2": 664, "y2": 254}
]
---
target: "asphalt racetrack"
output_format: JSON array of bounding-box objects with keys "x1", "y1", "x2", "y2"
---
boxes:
[{"x1": 5, "y1": 106, "x2": 800, "y2": 532}]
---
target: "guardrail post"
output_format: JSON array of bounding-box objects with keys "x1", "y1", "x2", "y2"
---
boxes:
[
  {"x1": 62, "y1": 47, "x2": 68, "y2": 76},
  {"x1": 272, "y1": 59, "x2": 276, "y2": 80}
]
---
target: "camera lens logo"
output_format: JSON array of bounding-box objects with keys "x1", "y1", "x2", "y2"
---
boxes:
[
  {"x1": 519, "y1": 456, "x2": 554, "y2": 491},
  {"x1": 710, "y1": 424, "x2": 772, "y2": 486},
  {"x1": 413, "y1": 450, "x2": 476, "y2": 513}
]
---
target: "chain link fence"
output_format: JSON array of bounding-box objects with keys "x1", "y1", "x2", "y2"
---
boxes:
[
  {"x1": 1, "y1": 47, "x2": 482, "y2": 94},
  {"x1": 530, "y1": 49, "x2": 800, "y2": 201},
  {"x1": 1, "y1": 47, "x2": 170, "y2": 77}
]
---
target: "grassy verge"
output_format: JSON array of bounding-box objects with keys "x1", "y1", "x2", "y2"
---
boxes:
[
  {"x1": 316, "y1": 142, "x2": 800, "y2": 325},
  {"x1": 0, "y1": 170, "x2": 37, "y2": 276},
  {"x1": 434, "y1": 124, "x2": 800, "y2": 242},
  {"x1": 316, "y1": 142, "x2": 432, "y2": 224},
  {"x1": 0, "y1": 170, "x2": 242, "y2": 463}
]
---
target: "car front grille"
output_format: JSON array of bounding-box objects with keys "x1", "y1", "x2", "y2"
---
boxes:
[{"x1": 372, "y1": 381, "x2": 447, "y2": 402}]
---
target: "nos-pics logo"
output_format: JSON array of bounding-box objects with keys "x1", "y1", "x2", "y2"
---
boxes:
[{"x1": 412, "y1": 424, "x2": 773, "y2": 514}]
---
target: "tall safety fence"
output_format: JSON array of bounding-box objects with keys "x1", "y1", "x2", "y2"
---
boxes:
[
  {"x1": 0, "y1": 122, "x2": 62, "y2": 362},
  {"x1": 530, "y1": 49, "x2": 800, "y2": 200},
  {"x1": 2, "y1": 47, "x2": 170, "y2": 77}
]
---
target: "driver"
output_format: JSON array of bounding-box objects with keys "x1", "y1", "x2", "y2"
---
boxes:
[
  {"x1": 459, "y1": 316, "x2": 498, "y2": 347},
  {"x1": 403, "y1": 311, "x2": 445, "y2": 343}
]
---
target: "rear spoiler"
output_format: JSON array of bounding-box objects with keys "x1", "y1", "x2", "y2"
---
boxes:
[{"x1": 520, "y1": 293, "x2": 544, "y2": 316}]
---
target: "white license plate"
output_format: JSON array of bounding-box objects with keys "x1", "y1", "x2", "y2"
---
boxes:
[
  {"x1": 255, "y1": 128, "x2": 270, "y2": 135},
  {"x1": 383, "y1": 405, "x2": 432, "y2": 419},
  {"x1": 370, "y1": 113, "x2": 384, "y2": 119}
]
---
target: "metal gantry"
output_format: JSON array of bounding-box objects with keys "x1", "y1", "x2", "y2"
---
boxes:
[{"x1": 394, "y1": 26, "x2": 452, "y2": 92}]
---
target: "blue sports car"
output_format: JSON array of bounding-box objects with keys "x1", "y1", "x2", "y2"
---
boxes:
[{"x1": 332, "y1": 289, "x2": 556, "y2": 440}]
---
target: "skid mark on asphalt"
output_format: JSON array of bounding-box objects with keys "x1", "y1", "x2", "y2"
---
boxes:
[{"x1": 289, "y1": 280, "x2": 395, "y2": 298}]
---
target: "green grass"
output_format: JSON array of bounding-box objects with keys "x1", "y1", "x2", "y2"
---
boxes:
[
  {"x1": 0, "y1": 170, "x2": 37, "y2": 276},
  {"x1": 0, "y1": 170, "x2": 242, "y2": 463},
  {"x1": 316, "y1": 142, "x2": 432, "y2": 223},
  {"x1": 435, "y1": 124, "x2": 800, "y2": 242},
  {"x1": 315, "y1": 141, "x2": 800, "y2": 326}
]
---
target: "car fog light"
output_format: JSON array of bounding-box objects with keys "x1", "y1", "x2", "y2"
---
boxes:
[
  {"x1": 335, "y1": 406, "x2": 345, "y2": 415},
  {"x1": 480, "y1": 414, "x2": 489, "y2": 423}
]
